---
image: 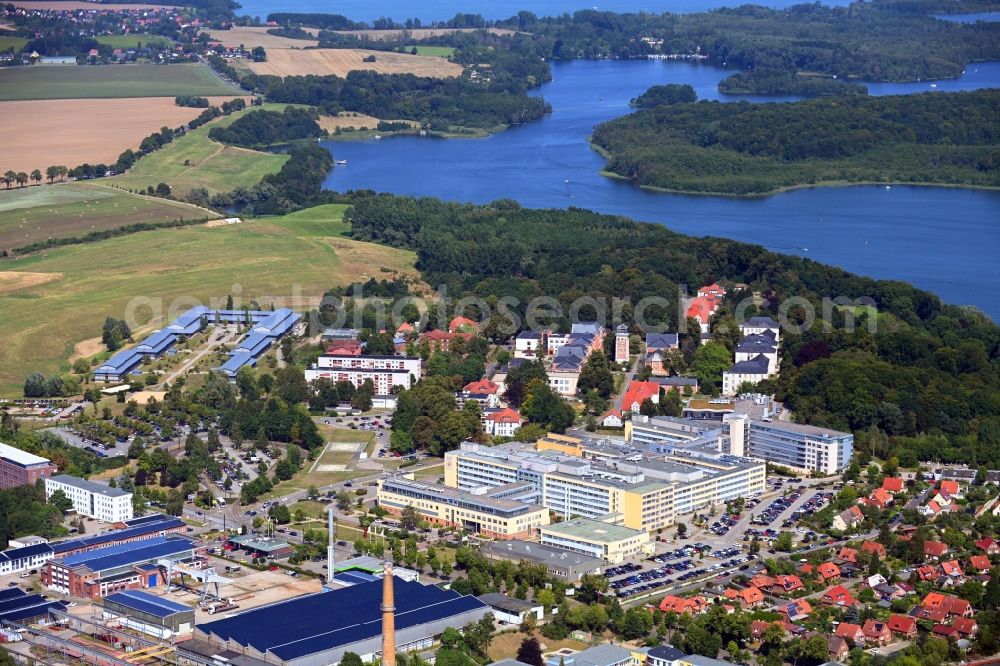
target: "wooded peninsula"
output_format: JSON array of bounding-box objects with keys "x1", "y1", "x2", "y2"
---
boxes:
[{"x1": 590, "y1": 89, "x2": 1000, "y2": 196}]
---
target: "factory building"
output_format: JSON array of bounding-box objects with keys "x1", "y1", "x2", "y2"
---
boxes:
[
  {"x1": 0, "y1": 588, "x2": 66, "y2": 626},
  {"x1": 183, "y1": 576, "x2": 490, "y2": 666},
  {"x1": 101, "y1": 590, "x2": 195, "y2": 638},
  {"x1": 0, "y1": 441, "x2": 57, "y2": 489},
  {"x1": 50, "y1": 515, "x2": 187, "y2": 557},
  {"x1": 41, "y1": 536, "x2": 205, "y2": 599}
]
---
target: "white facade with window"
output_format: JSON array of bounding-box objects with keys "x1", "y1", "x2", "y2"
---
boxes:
[{"x1": 45, "y1": 474, "x2": 133, "y2": 523}]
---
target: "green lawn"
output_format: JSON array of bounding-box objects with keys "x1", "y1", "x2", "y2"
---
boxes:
[
  {"x1": 96, "y1": 35, "x2": 173, "y2": 50},
  {"x1": 109, "y1": 105, "x2": 292, "y2": 196},
  {"x1": 0, "y1": 63, "x2": 241, "y2": 101},
  {"x1": 263, "y1": 204, "x2": 351, "y2": 238},
  {"x1": 0, "y1": 219, "x2": 422, "y2": 395},
  {"x1": 0, "y1": 183, "x2": 208, "y2": 250},
  {"x1": 0, "y1": 36, "x2": 27, "y2": 52},
  {"x1": 407, "y1": 45, "x2": 455, "y2": 58}
]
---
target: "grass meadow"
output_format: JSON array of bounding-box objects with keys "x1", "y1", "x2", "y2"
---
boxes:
[
  {"x1": 109, "y1": 104, "x2": 295, "y2": 196},
  {"x1": 0, "y1": 210, "x2": 421, "y2": 395}
]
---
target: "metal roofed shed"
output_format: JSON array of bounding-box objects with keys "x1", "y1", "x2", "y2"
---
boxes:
[
  {"x1": 0, "y1": 588, "x2": 66, "y2": 624},
  {"x1": 186, "y1": 577, "x2": 490, "y2": 666},
  {"x1": 50, "y1": 516, "x2": 185, "y2": 554},
  {"x1": 102, "y1": 590, "x2": 195, "y2": 638},
  {"x1": 477, "y1": 593, "x2": 543, "y2": 625},
  {"x1": 480, "y1": 540, "x2": 604, "y2": 581},
  {"x1": 226, "y1": 534, "x2": 293, "y2": 559}
]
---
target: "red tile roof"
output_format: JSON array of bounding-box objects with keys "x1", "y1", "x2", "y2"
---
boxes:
[
  {"x1": 463, "y1": 378, "x2": 499, "y2": 394},
  {"x1": 862, "y1": 619, "x2": 891, "y2": 640},
  {"x1": 881, "y1": 477, "x2": 904, "y2": 493},
  {"x1": 823, "y1": 585, "x2": 856, "y2": 607},
  {"x1": 448, "y1": 316, "x2": 478, "y2": 333},
  {"x1": 861, "y1": 541, "x2": 887, "y2": 559},
  {"x1": 887, "y1": 615, "x2": 916, "y2": 635},
  {"x1": 485, "y1": 408, "x2": 521, "y2": 424},
  {"x1": 975, "y1": 538, "x2": 998, "y2": 552},
  {"x1": 924, "y1": 541, "x2": 949, "y2": 558},
  {"x1": 969, "y1": 555, "x2": 991, "y2": 571},
  {"x1": 818, "y1": 562, "x2": 841, "y2": 580},
  {"x1": 621, "y1": 381, "x2": 660, "y2": 412},
  {"x1": 940, "y1": 559, "x2": 964, "y2": 576},
  {"x1": 834, "y1": 623, "x2": 863, "y2": 641},
  {"x1": 952, "y1": 617, "x2": 978, "y2": 636},
  {"x1": 838, "y1": 547, "x2": 858, "y2": 563},
  {"x1": 939, "y1": 480, "x2": 960, "y2": 495}
]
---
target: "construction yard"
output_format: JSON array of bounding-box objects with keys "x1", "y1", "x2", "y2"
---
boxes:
[{"x1": 244, "y1": 48, "x2": 464, "y2": 78}]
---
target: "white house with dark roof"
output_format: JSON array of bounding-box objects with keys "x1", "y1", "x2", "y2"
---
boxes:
[
  {"x1": 735, "y1": 332, "x2": 778, "y2": 374},
  {"x1": 722, "y1": 355, "x2": 771, "y2": 395},
  {"x1": 740, "y1": 316, "x2": 781, "y2": 342}
]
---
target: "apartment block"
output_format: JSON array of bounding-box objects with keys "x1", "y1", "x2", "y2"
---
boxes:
[
  {"x1": 45, "y1": 474, "x2": 133, "y2": 523},
  {"x1": 304, "y1": 354, "x2": 422, "y2": 394},
  {"x1": 748, "y1": 419, "x2": 854, "y2": 474},
  {"x1": 539, "y1": 517, "x2": 654, "y2": 564}
]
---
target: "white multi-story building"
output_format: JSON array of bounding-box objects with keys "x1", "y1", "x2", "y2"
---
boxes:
[
  {"x1": 304, "y1": 354, "x2": 422, "y2": 394},
  {"x1": 45, "y1": 474, "x2": 133, "y2": 523},
  {"x1": 748, "y1": 419, "x2": 853, "y2": 474},
  {"x1": 740, "y1": 316, "x2": 781, "y2": 342},
  {"x1": 722, "y1": 355, "x2": 771, "y2": 396}
]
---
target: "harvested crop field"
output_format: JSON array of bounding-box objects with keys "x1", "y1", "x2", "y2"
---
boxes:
[
  {"x1": 204, "y1": 25, "x2": 317, "y2": 49},
  {"x1": 246, "y1": 48, "x2": 464, "y2": 78},
  {"x1": 0, "y1": 63, "x2": 241, "y2": 101},
  {"x1": 13, "y1": 1, "x2": 176, "y2": 9},
  {"x1": 0, "y1": 271, "x2": 62, "y2": 294},
  {"x1": 0, "y1": 182, "x2": 208, "y2": 251},
  {"x1": 0, "y1": 96, "x2": 246, "y2": 174}
]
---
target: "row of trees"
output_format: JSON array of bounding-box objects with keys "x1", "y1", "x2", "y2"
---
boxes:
[{"x1": 1, "y1": 169, "x2": 42, "y2": 188}]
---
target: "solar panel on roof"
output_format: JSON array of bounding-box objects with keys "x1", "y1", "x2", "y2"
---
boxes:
[
  {"x1": 51, "y1": 518, "x2": 184, "y2": 554},
  {"x1": 199, "y1": 578, "x2": 487, "y2": 660},
  {"x1": 124, "y1": 513, "x2": 170, "y2": 527},
  {"x1": 61, "y1": 536, "x2": 192, "y2": 570},
  {"x1": 0, "y1": 600, "x2": 66, "y2": 623},
  {"x1": 105, "y1": 590, "x2": 191, "y2": 618},
  {"x1": 0, "y1": 588, "x2": 26, "y2": 602}
]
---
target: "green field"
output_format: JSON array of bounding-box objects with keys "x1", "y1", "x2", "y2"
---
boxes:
[
  {"x1": 0, "y1": 63, "x2": 241, "y2": 101},
  {"x1": 0, "y1": 36, "x2": 27, "y2": 52},
  {"x1": 0, "y1": 214, "x2": 421, "y2": 395},
  {"x1": 109, "y1": 104, "x2": 293, "y2": 197},
  {"x1": 263, "y1": 204, "x2": 351, "y2": 238},
  {"x1": 407, "y1": 45, "x2": 455, "y2": 58},
  {"x1": 0, "y1": 183, "x2": 208, "y2": 250},
  {"x1": 96, "y1": 35, "x2": 173, "y2": 49}
]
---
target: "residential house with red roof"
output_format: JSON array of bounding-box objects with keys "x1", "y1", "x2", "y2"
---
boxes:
[
  {"x1": 940, "y1": 560, "x2": 964, "y2": 578},
  {"x1": 817, "y1": 562, "x2": 841, "y2": 582},
  {"x1": 838, "y1": 547, "x2": 858, "y2": 564},
  {"x1": 924, "y1": 541, "x2": 949, "y2": 559},
  {"x1": 659, "y1": 595, "x2": 708, "y2": 615},
  {"x1": 750, "y1": 573, "x2": 776, "y2": 590},
  {"x1": 887, "y1": 615, "x2": 917, "y2": 639},
  {"x1": 864, "y1": 488, "x2": 894, "y2": 509},
  {"x1": 396, "y1": 322, "x2": 415, "y2": 336},
  {"x1": 621, "y1": 381, "x2": 661, "y2": 413},
  {"x1": 932, "y1": 624, "x2": 958, "y2": 640},
  {"x1": 822, "y1": 585, "x2": 856, "y2": 607},
  {"x1": 798, "y1": 563, "x2": 815, "y2": 576},
  {"x1": 975, "y1": 538, "x2": 999, "y2": 555},
  {"x1": 464, "y1": 378, "x2": 499, "y2": 396},
  {"x1": 969, "y1": 555, "x2": 992, "y2": 573},
  {"x1": 600, "y1": 408, "x2": 624, "y2": 428},
  {"x1": 834, "y1": 623, "x2": 865, "y2": 645},
  {"x1": 483, "y1": 408, "x2": 522, "y2": 438},
  {"x1": 861, "y1": 540, "x2": 887, "y2": 559},
  {"x1": 916, "y1": 565, "x2": 939, "y2": 582},
  {"x1": 919, "y1": 500, "x2": 944, "y2": 518},
  {"x1": 697, "y1": 283, "x2": 726, "y2": 299},
  {"x1": 939, "y1": 479, "x2": 961, "y2": 497},
  {"x1": 862, "y1": 619, "x2": 892, "y2": 646},
  {"x1": 952, "y1": 617, "x2": 978, "y2": 637},
  {"x1": 882, "y1": 477, "x2": 905, "y2": 493},
  {"x1": 724, "y1": 586, "x2": 765, "y2": 609},
  {"x1": 779, "y1": 599, "x2": 812, "y2": 622},
  {"x1": 920, "y1": 592, "x2": 974, "y2": 618},
  {"x1": 448, "y1": 316, "x2": 479, "y2": 334},
  {"x1": 770, "y1": 575, "x2": 805, "y2": 595}
]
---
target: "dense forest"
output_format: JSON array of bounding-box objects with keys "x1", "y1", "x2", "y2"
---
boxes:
[
  {"x1": 718, "y1": 71, "x2": 868, "y2": 96},
  {"x1": 590, "y1": 89, "x2": 1000, "y2": 195},
  {"x1": 207, "y1": 107, "x2": 324, "y2": 148},
  {"x1": 490, "y1": 4, "x2": 1000, "y2": 85},
  {"x1": 344, "y1": 194, "x2": 1000, "y2": 467}
]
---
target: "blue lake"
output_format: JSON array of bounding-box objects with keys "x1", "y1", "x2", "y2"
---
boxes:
[
  {"x1": 320, "y1": 59, "x2": 1000, "y2": 319},
  {"x1": 934, "y1": 11, "x2": 1000, "y2": 23}
]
